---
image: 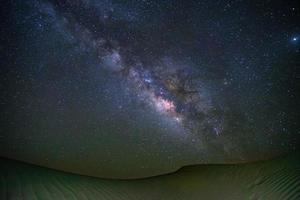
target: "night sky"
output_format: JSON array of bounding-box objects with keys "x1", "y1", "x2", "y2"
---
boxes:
[{"x1": 1, "y1": 0, "x2": 300, "y2": 178}]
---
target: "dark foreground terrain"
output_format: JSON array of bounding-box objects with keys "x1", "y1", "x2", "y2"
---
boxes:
[{"x1": 0, "y1": 151, "x2": 299, "y2": 200}]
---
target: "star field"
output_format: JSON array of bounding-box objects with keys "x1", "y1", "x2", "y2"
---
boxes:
[{"x1": 0, "y1": 0, "x2": 299, "y2": 178}]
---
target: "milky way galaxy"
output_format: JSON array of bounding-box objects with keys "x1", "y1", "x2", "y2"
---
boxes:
[{"x1": 1, "y1": 0, "x2": 299, "y2": 178}]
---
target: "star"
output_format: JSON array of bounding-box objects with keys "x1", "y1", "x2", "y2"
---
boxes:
[{"x1": 291, "y1": 36, "x2": 299, "y2": 43}]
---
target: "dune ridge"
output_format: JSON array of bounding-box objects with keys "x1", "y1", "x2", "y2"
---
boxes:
[{"x1": 0, "y1": 152, "x2": 299, "y2": 200}]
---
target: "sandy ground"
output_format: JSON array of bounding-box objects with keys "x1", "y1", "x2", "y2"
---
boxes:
[{"x1": 0, "y1": 151, "x2": 299, "y2": 200}]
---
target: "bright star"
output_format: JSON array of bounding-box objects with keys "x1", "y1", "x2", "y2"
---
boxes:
[{"x1": 291, "y1": 36, "x2": 299, "y2": 43}]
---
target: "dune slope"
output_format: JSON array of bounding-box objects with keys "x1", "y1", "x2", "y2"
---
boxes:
[{"x1": 0, "y1": 152, "x2": 299, "y2": 200}]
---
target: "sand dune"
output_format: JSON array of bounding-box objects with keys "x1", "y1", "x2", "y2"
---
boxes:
[{"x1": 0, "y1": 152, "x2": 299, "y2": 200}]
